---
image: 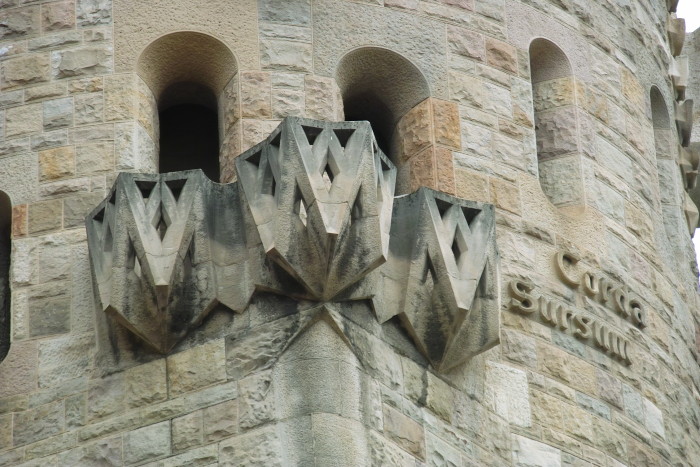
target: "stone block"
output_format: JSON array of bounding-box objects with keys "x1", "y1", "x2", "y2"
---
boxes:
[
  {"x1": 271, "y1": 87, "x2": 304, "y2": 118},
  {"x1": 511, "y1": 435, "x2": 561, "y2": 466},
  {"x1": 52, "y1": 46, "x2": 112, "y2": 79},
  {"x1": 87, "y1": 373, "x2": 124, "y2": 421},
  {"x1": 124, "y1": 359, "x2": 167, "y2": 409},
  {"x1": 74, "y1": 92, "x2": 104, "y2": 125},
  {"x1": 6, "y1": 103, "x2": 43, "y2": 138},
  {"x1": 219, "y1": 426, "x2": 282, "y2": 466},
  {"x1": 259, "y1": 0, "x2": 311, "y2": 26},
  {"x1": 122, "y1": 421, "x2": 171, "y2": 465},
  {"x1": 539, "y1": 155, "x2": 583, "y2": 206},
  {"x1": 486, "y1": 37, "x2": 517, "y2": 73},
  {"x1": 42, "y1": 1, "x2": 76, "y2": 32},
  {"x1": 533, "y1": 78, "x2": 575, "y2": 112},
  {"x1": 56, "y1": 436, "x2": 121, "y2": 466},
  {"x1": 486, "y1": 362, "x2": 531, "y2": 428},
  {"x1": 63, "y1": 192, "x2": 105, "y2": 228},
  {"x1": 454, "y1": 168, "x2": 489, "y2": 203},
  {"x1": 238, "y1": 370, "x2": 274, "y2": 430},
  {"x1": 13, "y1": 400, "x2": 65, "y2": 446},
  {"x1": 1, "y1": 54, "x2": 50, "y2": 89},
  {"x1": 26, "y1": 83, "x2": 67, "y2": 103},
  {"x1": 203, "y1": 399, "x2": 238, "y2": 442},
  {"x1": 39, "y1": 146, "x2": 75, "y2": 182},
  {"x1": 28, "y1": 296, "x2": 70, "y2": 337},
  {"x1": 43, "y1": 97, "x2": 73, "y2": 130},
  {"x1": 432, "y1": 98, "x2": 461, "y2": 149},
  {"x1": 75, "y1": 142, "x2": 114, "y2": 174},
  {"x1": 76, "y1": 0, "x2": 112, "y2": 27},
  {"x1": 397, "y1": 99, "x2": 432, "y2": 164},
  {"x1": 28, "y1": 199, "x2": 63, "y2": 234},
  {"x1": 644, "y1": 398, "x2": 664, "y2": 439},
  {"x1": 0, "y1": 341, "x2": 37, "y2": 398},
  {"x1": 167, "y1": 340, "x2": 227, "y2": 396},
  {"x1": 535, "y1": 107, "x2": 579, "y2": 159},
  {"x1": 260, "y1": 39, "x2": 312, "y2": 72},
  {"x1": 490, "y1": 176, "x2": 521, "y2": 214},
  {"x1": 240, "y1": 71, "x2": 272, "y2": 119},
  {"x1": 447, "y1": 25, "x2": 485, "y2": 61},
  {"x1": 0, "y1": 6, "x2": 40, "y2": 41},
  {"x1": 304, "y1": 75, "x2": 337, "y2": 121},
  {"x1": 172, "y1": 411, "x2": 203, "y2": 453},
  {"x1": 12, "y1": 204, "x2": 28, "y2": 238},
  {"x1": 383, "y1": 404, "x2": 425, "y2": 460}
]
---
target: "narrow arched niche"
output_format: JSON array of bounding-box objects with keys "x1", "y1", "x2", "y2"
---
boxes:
[
  {"x1": 137, "y1": 32, "x2": 239, "y2": 182},
  {"x1": 335, "y1": 47, "x2": 430, "y2": 158},
  {"x1": 0, "y1": 191, "x2": 11, "y2": 363},
  {"x1": 529, "y1": 38, "x2": 583, "y2": 207}
]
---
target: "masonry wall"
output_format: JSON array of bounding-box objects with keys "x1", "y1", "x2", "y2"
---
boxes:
[{"x1": 0, "y1": 0, "x2": 699, "y2": 466}]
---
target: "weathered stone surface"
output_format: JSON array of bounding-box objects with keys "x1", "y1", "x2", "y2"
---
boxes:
[
  {"x1": 76, "y1": 0, "x2": 112, "y2": 27},
  {"x1": 260, "y1": 39, "x2": 312, "y2": 72},
  {"x1": 74, "y1": 93, "x2": 104, "y2": 125},
  {"x1": 42, "y1": 1, "x2": 76, "y2": 32},
  {"x1": 240, "y1": 71, "x2": 272, "y2": 118},
  {"x1": 6, "y1": 103, "x2": 43, "y2": 138},
  {"x1": 28, "y1": 199, "x2": 62, "y2": 234},
  {"x1": 203, "y1": 399, "x2": 238, "y2": 442},
  {"x1": 238, "y1": 370, "x2": 274, "y2": 430},
  {"x1": 167, "y1": 340, "x2": 227, "y2": 396},
  {"x1": 13, "y1": 400, "x2": 65, "y2": 446},
  {"x1": 259, "y1": 0, "x2": 311, "y2": 26},
  {"x1": 0, "y1": 341, "x2": 37, "y2": 398},
  {"x1": 39, "y1": 146, "x2": 74, "y2": 181},
  {"x1": 52, "y1": 47, "x2": 112, "y2": 79},
  {"x1": 486, "y1": 362, "x2": 531, "y2": 427},
  {"x1": 486, "y1": 37, "x2": 518, "y2": 73},
  {"x1": 75, "y1": 142, "x2": 113, "y2": 174},
  {"x1": 172, "y1": 411, "x2": 203, "y2": 453},
  {"x1": 12, "y1": 203, "x2": 28, "y2": 238},
  {"x1": 122, "y1": 421, "x2": 171, "y2": 465},
  {"x1": 218, "y1": 425, "x2": 282, "y2": 466},
  {"x1": 63, "y1": 192, "x2": 104, "y2": 228},
  {"x1": 1, "y1": 54, "x2": 50, "y2": 89},
  {"x1": 87, "y1": 372, "x2": 124, "y2": 421},
  {"x1": 511, "y1": 434, "x2": 561, "y2": 466},
  {"x1": 383, "y1": 404, "x2": 425, "y2": 459},
  {"x1": 0, "y1": 6, "x2": 40, "y2": 41},
  {"x1": 43, "y1": 97, "x2": 73, "y2": 130},
  {"x1": 28, "y1": 296, "x2": 70, "y2": 337}
]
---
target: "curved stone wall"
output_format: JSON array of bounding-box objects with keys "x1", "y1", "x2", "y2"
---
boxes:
[{"x1": 0, "y1": 0, "x2": 698, "y2": 465}]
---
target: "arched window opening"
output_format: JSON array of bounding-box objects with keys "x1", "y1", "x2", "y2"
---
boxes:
[
  {"x1": 335, "y1": 47, "x2": 430, "y2": 160},
  {"x1": 137, "y1": 32, "x2": 238, "y2": 182},
  {"x1": 336, "y1": 47, "x2": 463, "y2": 195},
  {"x1": 0, "y1": 191, "x2": 11, "y2": 363},
  {"x1": 529, "y1": 39, "x2": 583, "y2": 207}
]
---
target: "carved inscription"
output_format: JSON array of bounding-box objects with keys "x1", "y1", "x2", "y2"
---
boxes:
[
  {"x1": 509, "y1": 280, "x2": 631, "y2": 364},
  {"x1": 506, "y1": 251, "x2": 648, "y2": 365}
]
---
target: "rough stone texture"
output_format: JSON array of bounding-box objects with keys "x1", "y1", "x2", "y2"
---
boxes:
[{"x1": 0, "y1": 2, "x2": 698, "y2": 467}]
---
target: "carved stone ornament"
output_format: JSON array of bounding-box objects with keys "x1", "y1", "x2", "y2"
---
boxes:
[{"x1": 86, "y1": 117, "x2": 500, "y2": 371}]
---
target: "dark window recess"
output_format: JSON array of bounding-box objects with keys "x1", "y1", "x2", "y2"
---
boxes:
[
  {"x1": 0, "y1": 191, "x2": 11, "y2": 363},
  {"x1": 343, "y1": 92, "x2": 393, "y2": 155},
  {"x1": 159, "y1": 104, "x2": 220, "y2": 182}
]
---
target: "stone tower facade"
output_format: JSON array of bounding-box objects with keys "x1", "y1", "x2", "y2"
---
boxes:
[{"x1": 0, "y1": 0, "x2": 699, "y2": 466}]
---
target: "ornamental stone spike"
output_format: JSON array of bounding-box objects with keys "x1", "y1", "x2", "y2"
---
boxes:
[{"x1": 86, "y1": 117, "x2": 499, "y2": 371}]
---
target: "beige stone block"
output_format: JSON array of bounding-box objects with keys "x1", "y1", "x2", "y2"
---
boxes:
[
  {"x1": 172, "y1": 411, "x2": 203, "y2": 453},
  {"x1": 0, "y1": 340, "x2": 37, "y2": 398},
  {"x1": 125, "y1": 359, "x2": 167, "y2": 409},
  {"x1": 397, "y1": 99, "x2": 432, "y2": 164},
  {"x1": 42, "y1": 1, "x2": 76, "y2": 32},
  {"x1": 28, "y1": 199, "x2": 62, "y2": 234},
  {"x1": 261, "y1": 39, "x2": 312, "y2": 72},
  {"x1": 535, "y1": 107, "x2": 579, "y2": 159},
  {"x1": 240, "y1": 71, "x2": 272, "y2": 119},
  {"x1": 238, "y1": 370, "x2": 273, "y2": 430},
  {"x1": 511, "y1": 434, "x2": 561, "y2": 467},
  {"x1": 87, "y1": 372, "x2": 124, "y2": 421},
  {"x1": 104, "y1": 74, "x2": 136, "y2": 121},
  {"x1": 435, "y1": 146, "x2": 455, "y2": 194},
  {"x1": 5, "y1": 103, "x2": 42, "y2": 138},
  {"x1": 52, "y1": 46, "x2": 112, "y2": 79},
  {"x1": 485, "y1": 37, "x2": 517, "y2": 74},
  {"x1": 536, "y1": 343, "x2": 596, "y2": 394},
  {"x1": 304, "y1": 75, "x2": 336, "y2": 121},
  {"x1": 432, "y1": 98, "x2": 461, "y2": 149},
  {"x1": 409, "y1": 146, "x2": 437, "y2": 191},
  {"x1": 382, "y1": 404, "x2": 425, "y2": 460},
  {"x1": 203, "y1": 399, "x2": 238, "y2": 442},
  {"x1": 167, "y1": 340, "x2": 226, "y2": 396},
  {"x1": 75, "y1": 142, "x2": 114, "y2": 174},
  {"x1": 490, "y1": 176, "x2": 521, "y2": 214},
  {"x1": 533, "y1": 78, "x2": 575, "y2": 112},
  {"x1": 0, "y1": 6, "x2": 40, "y2": 41},
  {"x1": 447, "y1": 25, "x2": 485, "y2": 61},
  {"x1": 218, "y1": 425, "x2": 282, "y2": 466},
  {"x1": 454, "y1": 168, "x2": 489, "y2": 202},
  {"x1": 39, "y1": 146, "x2": 75, "y2": 181},
  {"x1": 12, "y1": 204, "x2": 28, "y2": 238},
  {"x1": 2, "y1": 54, "x2": 50, "y2": 90}
]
